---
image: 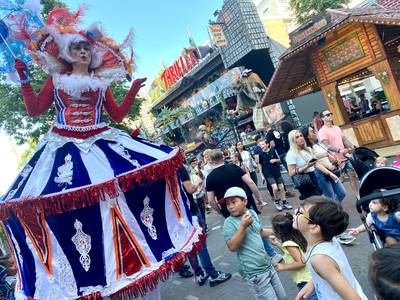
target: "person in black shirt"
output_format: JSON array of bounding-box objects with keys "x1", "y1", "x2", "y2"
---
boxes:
[
  {"x1": 280, "y1": 121, "x2": 294, "y2": 156},
  {"x1": 206, "y1": 149, "x2": 267, "y2": 218},
  {"x1": 253, "y1": 134, "x2": 274, "y2": 197},
  {"x1": 266, "y1": 123, "x2": 296, "y2": 198},
  {"x1": 258, "y1": 139, "x2": 293, "y2": 212},
  {"x1": 178, "y1": 166, "x2": 232, "y2": 287},
  {"x1": 266, "y1": 126, "x2": 285, "y2": 157}
]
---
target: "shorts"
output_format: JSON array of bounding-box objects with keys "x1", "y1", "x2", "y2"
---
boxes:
[
  {"x1": 265, "y1": 176, "x2": 283, "y2": 186},
  {"x1": 340, "y1": 159, "x2": 355, "y2": 174}
]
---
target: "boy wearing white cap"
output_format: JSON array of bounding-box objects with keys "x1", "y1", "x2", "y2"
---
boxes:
[{"x1": 223, "y1": 187, "x2": 286, "y2": 300}]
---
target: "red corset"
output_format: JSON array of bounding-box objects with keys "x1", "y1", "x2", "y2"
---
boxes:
[
  {"x1": 54, "y1": 89, "x2": 105, "y2": 127},
  {"x1": 20, "y1": 76, "x2": 138, "y2": 138}
]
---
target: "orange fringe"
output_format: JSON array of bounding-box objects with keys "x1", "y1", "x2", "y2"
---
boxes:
[{"x1": 0, "y1": 150, "x2": 185, "y2": 221}]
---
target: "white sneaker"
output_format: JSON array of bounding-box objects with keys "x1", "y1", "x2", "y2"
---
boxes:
[
  {"x1": 337, "y1": 233, "x2": 356, "y2": 245},
  {"x1": 274, "y1": 201, "x2": 283, "y2": 211}
]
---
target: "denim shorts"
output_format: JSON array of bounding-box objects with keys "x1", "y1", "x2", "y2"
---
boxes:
[{"x1": 266, "y1": 175, "x2": 283, "y2": 186}]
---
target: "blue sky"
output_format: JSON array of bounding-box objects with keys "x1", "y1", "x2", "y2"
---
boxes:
[{"x1": 66, "y1": 0, "x2": 224, "y2": 88}]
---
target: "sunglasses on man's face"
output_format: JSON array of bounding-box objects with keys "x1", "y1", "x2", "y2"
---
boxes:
[{"x1": 323, "y1": 112, "x2": 333, "y2": 117}]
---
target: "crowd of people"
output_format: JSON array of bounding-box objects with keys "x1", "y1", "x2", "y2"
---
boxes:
[
  {"x1": 342, "y1": 92, "x2": 388, "y2": 121},
  {"x1": 178, "y1": 109, "x2": 399, "y2": 300}
]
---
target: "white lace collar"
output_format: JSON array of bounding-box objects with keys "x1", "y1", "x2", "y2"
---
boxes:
[{"x1": 53, "y1": 73, "x2": 112, "y2": 98}]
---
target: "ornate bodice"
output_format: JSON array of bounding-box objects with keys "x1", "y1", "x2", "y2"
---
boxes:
[
  {"x1": 54, "y1": 88, "x2": 105, "y2": 126},
  {"x1": 20, "y1": 72, "x2": 137, "y2": 138},
  {"x1": 53, "y1": 74, "x2": 110, "y2": 127}
]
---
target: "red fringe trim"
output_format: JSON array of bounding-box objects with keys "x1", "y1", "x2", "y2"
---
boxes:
[
  {"x1": 0, "y1": 150, "x2": 185, "y2": 221},
  {"x1": 76, "y1": 232, "x2": 205, "y2": 300},
  {"x1": 117, "y1": 150, "x2": 185, "y2": 192}
]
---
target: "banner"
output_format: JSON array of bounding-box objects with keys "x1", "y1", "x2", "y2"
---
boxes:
[{"x1": 209, "y1": 23, "x2": 227, "y2": 48}]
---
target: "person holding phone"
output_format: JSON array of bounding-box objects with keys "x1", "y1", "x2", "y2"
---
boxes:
[{"x1": 286, "y1": 130, "x2": 322, "y2": 200}]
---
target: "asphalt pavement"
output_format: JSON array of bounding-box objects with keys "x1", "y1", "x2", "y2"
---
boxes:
[{"x1": 159, "y1": 181, "x2": 375, "y2": 300}]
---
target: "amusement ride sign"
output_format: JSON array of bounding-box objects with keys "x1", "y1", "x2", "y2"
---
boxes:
[{"x1": 161, "y1": 49, "x2": 199, "y2": 90}]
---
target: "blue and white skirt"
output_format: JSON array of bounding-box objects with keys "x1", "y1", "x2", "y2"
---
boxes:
[{"x1": 0, "y1": 128, "x2": 202, "y2": 300}]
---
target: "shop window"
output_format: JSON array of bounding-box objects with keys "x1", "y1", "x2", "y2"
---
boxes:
[{"x1": 337, "y1": 71, "x2": 390, "y2": 122}]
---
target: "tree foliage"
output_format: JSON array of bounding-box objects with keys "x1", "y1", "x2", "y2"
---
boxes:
[
  {"x1": 0, "y1": 0, "x2": 142, "y2": 146},
  {"x1": 289, "y1": 0, "x2": 347, "y2": 24},
  {"x1": 40, "y1": 0, "x2": 67, "y2": 21},
  {"x1": 148, "y1": 70, "x2": 166, "y2": 103}
]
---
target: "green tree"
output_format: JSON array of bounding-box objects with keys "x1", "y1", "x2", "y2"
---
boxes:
[
  {"x1": 40, "y1": 0, "x2": 67, "y2": 20},
  {"x1": 289, "y1": 0, "x2": 347, "y2": 24},
  {"x1": 148, "y1": 70, "x2": 166, "y2": 103}
]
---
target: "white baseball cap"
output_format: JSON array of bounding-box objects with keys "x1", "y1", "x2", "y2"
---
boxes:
[{"x1": 224, "y1": 187, "x2": 247, "y2": 199}]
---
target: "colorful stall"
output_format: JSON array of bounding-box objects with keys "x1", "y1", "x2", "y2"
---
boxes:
[{"x1": 262, "y1": 7, "x2": 400, "y2": 148}]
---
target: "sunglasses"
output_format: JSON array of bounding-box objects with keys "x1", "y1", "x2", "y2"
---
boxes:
[
  {"x1": 323, "y1": 112, "x2": 333, "y2": 117},
  {"x1": 295, "y1": 207, "x2": 314, "y2": 223}
]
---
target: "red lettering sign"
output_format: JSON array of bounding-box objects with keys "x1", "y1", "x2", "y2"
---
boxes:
[{"x1": 161, "y1": 49, "x2": 199, "y2": 90}]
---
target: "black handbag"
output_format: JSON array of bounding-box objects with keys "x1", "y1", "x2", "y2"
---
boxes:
[{"x1": 292, "y1": 172, "x2": 314, "y2": 189}]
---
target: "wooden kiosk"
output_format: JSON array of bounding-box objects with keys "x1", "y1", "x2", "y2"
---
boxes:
[{"x1": 262, "y1": 7, "x2": 400, "y2": 148}]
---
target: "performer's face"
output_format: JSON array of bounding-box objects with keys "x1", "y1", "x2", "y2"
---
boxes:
[{"x1": 70, "y1": 42, "x2": 92, "y2": 67}]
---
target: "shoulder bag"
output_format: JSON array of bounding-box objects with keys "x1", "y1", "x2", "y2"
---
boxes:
[
  {"x1": 292, "y1": 150, "x2": 315, "y2": 189},
  {"x1": 315, "y1": 144, "x2": 341, "y2": 178}
]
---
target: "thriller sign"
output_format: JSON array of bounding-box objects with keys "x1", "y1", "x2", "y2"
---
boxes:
[{"x1": 161, "y1": 49, "x2": 199, "y2": 90}]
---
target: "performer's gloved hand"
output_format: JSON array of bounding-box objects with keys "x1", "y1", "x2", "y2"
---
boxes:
[
  {"x1": 128, "y1": 78, "x2": 147, "y2": 98},
  {"x1": 14, "y1": 59, "x2": 28, "y2": 80}
]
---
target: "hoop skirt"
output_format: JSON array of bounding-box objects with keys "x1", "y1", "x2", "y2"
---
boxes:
[{"x1": 0, "y1": 127, "x2": 202, "y2": 299}]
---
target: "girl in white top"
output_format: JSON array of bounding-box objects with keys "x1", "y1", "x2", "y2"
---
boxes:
[
  {"x1": 293, "y1": 197, "x2": 368, "y2": 300},
  {"x1": 286, "y1": 130, "x2": 321, "y2": 200}
]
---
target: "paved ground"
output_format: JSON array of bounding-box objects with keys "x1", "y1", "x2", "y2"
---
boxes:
[{"x1": 159, "y1": 181, "x2": 375, "y2": 300}]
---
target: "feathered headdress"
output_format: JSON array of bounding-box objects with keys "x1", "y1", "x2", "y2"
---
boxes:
[{"x1": 28, "y1": 5, "x2": 134, "y2": 81}]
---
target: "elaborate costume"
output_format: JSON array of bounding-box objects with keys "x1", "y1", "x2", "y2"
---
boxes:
[{"x1": 0, "y1": 5, "x2": 202, "y2": 299}]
